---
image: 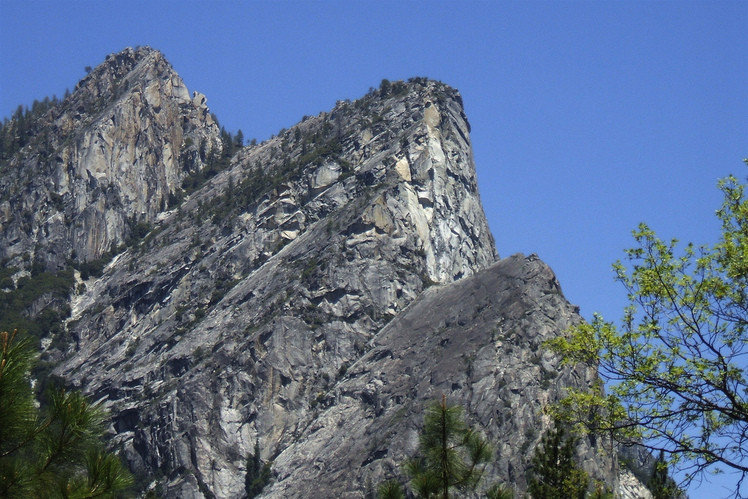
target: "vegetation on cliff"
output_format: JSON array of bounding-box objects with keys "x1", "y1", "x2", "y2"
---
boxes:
[{"x1": 378, "y1": 396, "x2": 508, "y2": 499}]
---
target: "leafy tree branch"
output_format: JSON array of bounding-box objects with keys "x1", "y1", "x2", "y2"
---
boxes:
[{"x1": 547, "y1": 162, "x2": 748, "y2": 496}]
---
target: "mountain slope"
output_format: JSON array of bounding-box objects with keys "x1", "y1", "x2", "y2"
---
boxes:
[
  {"x1": 0, "y1": 46, "x2": 221, "y2": 269},
  {"x1": 267, "y1": 254, "x2": 613, "y2": 497},
  {"x1": 0, "y1": 47, "x2": 647, "y2": 498}
]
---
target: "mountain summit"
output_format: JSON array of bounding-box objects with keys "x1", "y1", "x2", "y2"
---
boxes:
[
  {"x1": 0, "y1": 47, "x2": 646, "y2": 498},
  {"x1": 1, "y1": 47, "x2": 222, "y2": 269}
]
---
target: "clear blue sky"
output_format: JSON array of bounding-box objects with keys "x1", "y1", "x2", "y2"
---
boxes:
[{"x1": 1, "y1": 1, "x2": 746, "y2": 495}]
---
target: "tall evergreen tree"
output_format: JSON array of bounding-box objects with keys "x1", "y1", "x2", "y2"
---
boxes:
[
  {"x1": 245, "y1": 439, "x2": 272, "y2": 498},
  {"x1": 527, "y1": 421, "x2": 588, "y2": 499},
  {"x1": 403, "y1": 395, "x2": 494, "y2": 498},
  {"x1": 648, "y1": 451, "x2": 682, "y2": 499},
  {"x1": 378, "y1": 480, "x2": 405, "y2": 499}
]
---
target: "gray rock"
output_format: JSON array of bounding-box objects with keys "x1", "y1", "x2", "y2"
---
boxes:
[
  {"x1": 0, "y1": 51, "x2": 650, "y2": 498},
  {"x1": 0, "y1": 46, "x2": 221, "y2": 268},
  {"x1": 265, "y1": 254, "x2": 613, "y2": 498}
]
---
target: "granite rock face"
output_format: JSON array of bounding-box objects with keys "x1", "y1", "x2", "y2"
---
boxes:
[
  {"x1": 0, "y1": 49, "x2": 650, "y2": 498},
  {"x1": 266, "y1": 254, "x2": 616, "y2": 497},
  {"x1": 53, "y1": 71, "x2": 500, "y2": 498},
  {"x1": 0, "y1": 46, "x2": 221, "y2": 268}
]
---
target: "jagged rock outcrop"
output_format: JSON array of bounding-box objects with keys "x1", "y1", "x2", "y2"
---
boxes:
[
  {"x1": 54, "y1": 71, "x2": 499, "y2": 498},
  {"x1": 0, "y1": 48, "x2": 650, "y2": 498},
  {"x1": 266, "y1": 254, "x2": 615, "y2": 497},
  {"x1": 0, "y1": 46, "x2": 221, "y2": 269}
]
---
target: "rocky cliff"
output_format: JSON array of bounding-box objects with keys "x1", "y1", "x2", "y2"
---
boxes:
[
  {"x1": 0, "y1": 46, "x2": 221, "y2": 269},
  {"x1": 0, "y1": 47, "x2": 649, "y2": 498},
  {"x1": 266, "y1": 254, "x2": 617, "y2": 498}
]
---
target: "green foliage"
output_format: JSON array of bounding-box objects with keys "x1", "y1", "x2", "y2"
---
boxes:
[
  {"x1": 589, "y1": 482, "x2": 614, "y2": 499},
  {"x1": 378, "y1": 480, "x2": 405, "y2": 499},
  {"x1": 0, "y1": 96, "x2": 62, "y2": 170},
  {"x1": 377, "y1": 397, "x2": 512, "y2": 498},
  {"x1": 485, "y1": 483, "x2": 514, "y2": 499},
  {"x1": 77, "y1": 254, "x2": 113, "y2": 281},
  {"x1": 209, "y1": 276, "x2": 240, "y2": 306},
  {"x1": 245, "y1": 439, "x2": 272, "y2": 498},
  {"x1": 180, "y1": 127, "x2": 237, "y2": 196},
  {"x1": 527, "y1": 421, "x2": 588, "y2": 499},
  {"x1": 400, "y1": 396, "x2": 498, "y2": 498},
  {"x1": 547, "y1": 164, "x2": 748, "y2": 489},
  {"x1": 0, "y1": 267, "x2": 74, "y2": 343},
  {"x1": 380, "y1": 79, "x2": 391, "y2": 97},
  {"x1": 0, "y1": 330, "x2": 132, "y2": 497},
  {"x1": 648, "y1": 451, "x2": 683, "y2": 499},
  {"x1": 125, "y1": 218, "x2": 152, "y2": 247}
]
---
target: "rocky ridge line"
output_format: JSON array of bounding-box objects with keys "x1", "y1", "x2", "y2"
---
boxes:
[
  {"x1": 50, "y1": 58, "x2": 498, "y2": 497},
  {"x1": 0, "y1": 47, "x2": 654, "y2": 498}
]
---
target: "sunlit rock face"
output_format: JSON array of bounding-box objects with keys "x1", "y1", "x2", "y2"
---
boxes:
[
  {"x1": 0, "y1": 46, "x2": 221, "y2": 268},
  {"x1": 0, "y1": 48, "x2": 649, "y2": 498}
]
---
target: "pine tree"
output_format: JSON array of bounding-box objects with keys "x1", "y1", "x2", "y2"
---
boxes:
[
  {"x1": 378, "y1": 480, "x2": 405, "y2": 499},
  {"x1": 486, "y1": 483, "x2": 514, "y2": 499},
  {"x1": 527, "y1": 421, "x2": 588, "y2": 499},
  {"x1": 403, "y1": 395, "x2": 493, "y2": 498},
  {"x1": 245, "y1": 439, "x2": 272, "y2": 498},
  {"x1": 648, "y1": 451, "x2": 682, "y2": 499},
  {"x1": 0, "y1": 330, "x2": 132, "y2": 498}
]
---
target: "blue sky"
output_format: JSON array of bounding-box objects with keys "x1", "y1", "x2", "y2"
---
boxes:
[{"x1": 1, "y1": 1, "x2": 746, "y2": 495}]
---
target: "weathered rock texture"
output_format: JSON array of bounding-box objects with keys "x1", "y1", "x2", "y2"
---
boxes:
[
  {"x1": 0, "y1": 46, "x2": 221, "y2": 268},
  {"x1": 0, "y1": 48, "x2": 651, "y2": 498},
  {"x1": 266, "y1": 254, "x2": 617, "y2": 497}
]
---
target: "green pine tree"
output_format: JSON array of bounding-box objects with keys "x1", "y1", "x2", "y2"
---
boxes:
[
  {"x1": 648, "y1": 451, "x2": 682, "y2": 499},
  {"x1": 527, "y1": 421, "x2": 588, "y2": 499},
  {"x1": 245, "y1": 439, "x2": 272, "y2": 498},
  {"x1": 0, "y1": 330, "x2": 132, "y2": 498},
  {"x1": 485, "y1": 483, "x2": 514, "y2": 499},
  {"x1": 403, "y1": 395, "x2": 494, "y2": 498},
  {"x1": 378, "y1": 480, "x2": 405, "y2": 499}
]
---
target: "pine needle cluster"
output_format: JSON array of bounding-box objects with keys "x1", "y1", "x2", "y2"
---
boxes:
[{"x1": 0, "y1": 330, "x2": 132, "y2": 498}]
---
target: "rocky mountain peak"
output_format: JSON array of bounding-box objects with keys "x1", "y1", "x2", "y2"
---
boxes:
[
  {"x1": 0, "y1": 46, "x2": 221, "y2": 271},
  {"x1": 44, "y1": 71, "x2": 504, "y2": 496},
  {"x1": 74, "y1": 46, "x2": 170, "y2": 102},
  {"x1": 0, "y1": 49, "x2": 650, "y2": 498}
]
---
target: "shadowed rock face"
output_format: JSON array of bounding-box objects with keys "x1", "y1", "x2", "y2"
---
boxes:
[
  {"x1": 266, "y1": 254, "x2": 615, "y2": 498},
  {"x1": 0, "y1": 48, "x2": 649, "y2": 498}
]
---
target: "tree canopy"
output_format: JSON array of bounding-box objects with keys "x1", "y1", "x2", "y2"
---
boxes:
[{"x1": 548, "y1": 164, "x2": 748, "y2": 495}]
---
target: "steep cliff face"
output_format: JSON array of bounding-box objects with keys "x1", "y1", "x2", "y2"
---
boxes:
[
  {"x1": 266, "y1": 254, "x2": 615, "y2": 498},
  {"x1": 0, "y1": 48, "x2": 648, "y2": 498},
  {"x1": 52, "y1": 72, "x2": 499, "y2": 498},
  {"x1": 0, "y1": 46, "x2": 221, "y2": 269}
]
